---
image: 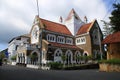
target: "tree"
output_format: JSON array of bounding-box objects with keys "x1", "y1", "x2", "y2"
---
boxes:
[
  {"x1": 0, "y1": 53, "x2": 6, "y2": 60},
  {"x1": 109, "y1": 3, "x2": 120, "y2": 33}
]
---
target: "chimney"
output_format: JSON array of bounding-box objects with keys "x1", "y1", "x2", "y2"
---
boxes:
[
  {"x1": 84, "y1": 16, "x2": 88, "y2": 23},
  {"x1": 59, "y1": 16, "x2": 63, "y2": 23}
]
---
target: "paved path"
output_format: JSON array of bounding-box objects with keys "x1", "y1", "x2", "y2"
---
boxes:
[{"x1": 0, "y1": 65, "x2": 120, "y2": 80}]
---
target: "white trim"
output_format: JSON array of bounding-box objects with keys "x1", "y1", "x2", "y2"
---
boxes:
[
  {"x1": 47, "y1": 34, "x2": 56, "y2": 42},
  {"x1": 83, "y1": 51, "x2": 89, "y2": 56},
  {"x1": 65, "y1": 50, "x2": 73, "y2": 64},
  {"x1": 76, "y1": 36, "x2": 86, "y2": 45},
  {"x1": 57, "y1": 36, "x2": 65, "y2": 44},
  {"x1": 75, "y1": 51, "x2": 81, "y2": 64},
  {"x1": 54, "y1": 48, "x2": 62, "y2": 63},
  {"x1": 66, "y1": 37, "x2": 73, "y2": 45}
]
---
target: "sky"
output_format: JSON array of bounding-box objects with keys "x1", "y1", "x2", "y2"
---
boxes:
[{"x1": 0, "y1": 0, "x2": 119, "y2": 51}]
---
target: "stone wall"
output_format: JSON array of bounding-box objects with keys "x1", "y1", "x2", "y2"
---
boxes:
[{"x1": 99, "y1": 63, "x2": 120, "y2": 72}]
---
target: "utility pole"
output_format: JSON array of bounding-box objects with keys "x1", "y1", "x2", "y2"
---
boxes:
[
  {"x1": 36, "y1": 0, "x2": 39, "y2": 16},
  {"x1": 36, "y1": 0, "x2": 42, "y2": 69}
]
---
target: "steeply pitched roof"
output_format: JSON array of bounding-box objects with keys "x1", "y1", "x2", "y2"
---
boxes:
[
  {"x1": 65, "y1": 8, "x2": 81, "y2": 21},
  {"x1": 76, "y1": 20, "x2": 96, "y2": 35},
  {"x1": 40, "y1": 18, "x2": 72, "y2": 36},
  {"x1": 102, "y1": 31, "x2": 120, "y2": 44}
]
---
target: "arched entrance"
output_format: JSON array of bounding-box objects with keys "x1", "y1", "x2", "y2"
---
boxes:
[
  {"x1": 54, "y1": 49, "x2": 62, "y2": 63},
  {"x1": 66, "y1": 50, "x2": 73, "y2": 65},
  {"x1": 29, "y1": 51, "x2": 39, "y2": 65}
]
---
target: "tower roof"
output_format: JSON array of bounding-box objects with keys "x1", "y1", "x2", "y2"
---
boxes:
[{"x1": 65, "y1": 8, "x2": 81, "y2": 21}]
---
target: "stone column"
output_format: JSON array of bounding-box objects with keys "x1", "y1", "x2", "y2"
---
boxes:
[
  {"x1": 16, "y1": 54, "x2": 19, "y2": 63},
  {"x1": 25, "y1": 56, "x2": 27, "y2": 64}
]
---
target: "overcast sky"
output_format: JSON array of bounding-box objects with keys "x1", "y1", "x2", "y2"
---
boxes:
[{"x1": 0, "y1": 0, "x2": 119, "y2": 51}]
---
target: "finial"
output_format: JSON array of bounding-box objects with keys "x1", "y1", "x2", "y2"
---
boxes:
[
  {"x1": 59, "y1": 16, "x2": 63, "y2": 23},
  {"x1": 84, "y1": 16, "x2": 88, "y2": 23}
]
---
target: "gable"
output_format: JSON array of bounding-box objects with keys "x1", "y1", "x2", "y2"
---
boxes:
[
  {"x1": 76, "y1": 20, "x2": 103, "y2": 36},
  {"x1": 90, "y1": 20, "x2": 103, "y2": 37},
  {"x1": 76, "y1": 22, "x2": 92, "y2": 35}
]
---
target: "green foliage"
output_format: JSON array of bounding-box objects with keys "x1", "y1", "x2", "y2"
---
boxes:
[
  {"x1": 99, "y1": 59, "x2": 120, "y2": 65},
  {"x1": 48, "y1": 62, "x2": 63, "y2": 69},
  {"x1": 109, "y1": 3, "x2": 120, "y2": 33},
  {"x1": 0, "y1": 53, "x2": 6, "y2": 59},
  {"x1": 87, "y1": 55, "x2": 93, "y2": 60},
  {"x1": 29, "y1": 54, "x2": 38, "y2": 61},
  {"x1": 61, "y1": 55, "x2": 66, "y2": 62},
  {"x1": 11, "y1": 55, "x2": 16, "y2": 61}
]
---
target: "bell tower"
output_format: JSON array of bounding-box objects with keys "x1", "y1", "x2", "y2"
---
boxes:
[{"x1": 65, "y1": 9, "x2": 84, "y2": 35}]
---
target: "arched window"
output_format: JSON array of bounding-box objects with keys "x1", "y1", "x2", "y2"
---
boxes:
[
  {"x1": 54, "y1": 49, "x2": 62, "y2": 63},
  {"x1": 75, "y1": 51, "x2": 81, "y2": 64},
  {"x1": 65, "y1": 50, "x2": 73, "y2": 65}
]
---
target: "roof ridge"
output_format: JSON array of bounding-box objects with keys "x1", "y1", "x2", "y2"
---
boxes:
[{"x1": 40, "y1": 18, "x2": 65, "y2": 26}]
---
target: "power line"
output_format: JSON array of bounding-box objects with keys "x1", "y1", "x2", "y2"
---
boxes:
[{"x1": 103, "y1": 0, "x2": 117, "y2": 20}]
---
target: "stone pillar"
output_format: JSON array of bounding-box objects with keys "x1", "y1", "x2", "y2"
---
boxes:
[
  {"x1": 16, "y1": 54, "x2": 19, "y2": 63},
  {"x1": 25, "y1": 56, "x2": 27, "y2": 64}
]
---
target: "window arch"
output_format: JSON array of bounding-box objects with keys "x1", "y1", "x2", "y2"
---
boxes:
[
  {"x1": 83, "y1": 51, "x2": 89, "y2": 56},
  {"x1": 54, "y1": 49, "x2": 62, "y2": 63},
  {"x1": 75, "y1": 51, "x2": 81, "y2": 64},
  {"x1": 65, "y1": 50, "x2": 73, "y2": 65}
]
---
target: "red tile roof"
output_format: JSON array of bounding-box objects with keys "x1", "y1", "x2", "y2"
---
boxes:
[
  {"x1": 76, "y1": 23, "x2": 92, "y2": 35},
  {"x1": 49, "y1": 42, "x2": 80, "y2": 49},
  {"x1": 40, "y1": 18, "x2": 72, "y2": 35},
  {"x1": 102, "y1": 31, "x2": 120, "y2": 44}
]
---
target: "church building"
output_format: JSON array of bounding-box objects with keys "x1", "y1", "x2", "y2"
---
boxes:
[{"x1": 8, "y1": 9, "x2": 104, "y2": 69}]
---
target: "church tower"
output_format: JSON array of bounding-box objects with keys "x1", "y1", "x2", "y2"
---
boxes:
[{"x1": 65, "y1": 9, "x2": 84, "y2": 36}]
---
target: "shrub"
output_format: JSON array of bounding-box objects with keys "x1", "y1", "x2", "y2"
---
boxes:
[
  {"x1": 48, "y1": 62, "x2": 63, "y2": 69},
  {"x1": 99, "y1": 59, "x2": 120, "y2": 65},
  {"x1": 11, "y1": 55, "x2": 16, "y2": 61}
]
